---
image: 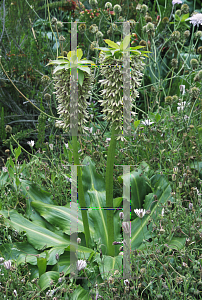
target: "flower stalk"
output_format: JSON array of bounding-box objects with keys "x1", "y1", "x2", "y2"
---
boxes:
[
  {"x1": 105, "y1": 124, "x2": 119, "y2": 257},
  {"x1": 72, "y1": 135, "x2": 91, "y2": 248}
]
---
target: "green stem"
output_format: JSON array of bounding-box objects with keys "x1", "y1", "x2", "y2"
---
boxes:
[
  {"x1": 105, "y1": 124, "x2": 119, "y2": 257},
  {"x1": 72, "y1": 135, "x2": 91, "y2": 248}
]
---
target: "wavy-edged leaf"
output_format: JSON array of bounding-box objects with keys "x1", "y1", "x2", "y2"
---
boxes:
[
  {"x1": 30, "y1": 200, "x2": 95, "y2": 236},
  {"x1": 94, "y1": 253, "x2": 122, "y2": 280},
  {"x1": 131, "y1": 174, "x2": 174, "y2": 249},
  {"x1": 119, "y1": 167, "x2": 151, "y2": 220},
  {"x1": 167, "y1": 237, "x2": 186, "y2": 251},
  {"x1": 38, "y1": 271, "x2": 60, "y2": 291},
  {"x1": 82, "y1": 156, "x2": 105, "y2": 207},
  {"x1": 71, "y1": 285, "x2": 92, "y2": 300},
  {"x1": 0, "y1": 210, "x2": 70, "y2": 250}
]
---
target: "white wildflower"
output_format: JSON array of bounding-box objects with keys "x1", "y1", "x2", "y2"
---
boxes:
[
  {"x1": 122, "y1": 222, "x2": 130, "y2": 234},
  {"x1": 77, "y1": 259, "x2": 87, "y2": 271},
  {"x1": 177, "y1": 101, "x2": 187, "y2": 111},
  {"x1": 172, "y1": 0, "x2": 182, "y2": 5},
  {"x1": 77, "y1": 237, "x2": 81, "y2": 244},
  {"x1": 180, "y1": 85, "x2": 185, "y2": 95},
  {"x1": 186, "y1": 13, "x2": 202, "y2": 27},
  {"x1": 4, "y1": 260, "x2": 11, "y2": 269},
  {"x1": 27, "y1": 140, "x2": 35, "y2": 147},
  {"x1": 64, "y1": 143, "x2": 68, "y2": 149},
  {"x1": 106, "y1": 138, "x2": 111, "y2": 142},
  {"x1": 141, "y1": 119, "x2": 154, "y2": 126},
  {"x1": 134, "y1": 209, "x2": 146, "y2": 218},
  {"x1": 124, "y1": 279, "x2": 130, "y2": 286},
  {"x1": 49, "y1": 144, "x2": 53, "y2": 150}
]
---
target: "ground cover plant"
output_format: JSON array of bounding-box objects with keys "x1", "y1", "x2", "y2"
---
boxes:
[{"x1": 0, "y1": 0, "x2": 202, "y2": 299}]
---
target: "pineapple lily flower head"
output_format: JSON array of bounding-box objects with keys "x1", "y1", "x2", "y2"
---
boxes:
[
  {"x1": 94, "y1": 36, "x2": 150, "y2": 138},
  {"x1": 46, "y1": 49, "x2": 97, "y2": 134},
  {"x1": 46, "y1": 49, "x2": 97, "y2": 87}
]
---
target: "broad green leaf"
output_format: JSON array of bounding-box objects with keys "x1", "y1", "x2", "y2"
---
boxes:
[
  {"x1": 78, "y1": 65, "x2": 90, "y2": 74},
  {"x1": 104, "y1": 39, "x2": 120, "y2": 49},
  {"x1": 82, "y1": 156, "x2": 105, "y2": 207},
  {"x1": 94, "y1": 253, "x2": 122, "y2": 280},
  {"x1": 53, "y1": 64, "x2": 70, "y2": 74},
  {"x1": 77, "y1": 48, "x2": 83, "y2": 61},
  {"x1": 94, "y1": 47, "x2": 112, "y2": 52},
  {"x1": 38, "y1": 271, "x2": 60, "y2": 291},
  {"x1": 79, "y1": 59, "x2": 96, "y2": 65},
  {"x1": 30, "y1": 200, "x2": 95, "y2": 236},
  {"x1": 134, "y1": 120, "x2": 140, "y2": 128},
  {"x1": 78, "y1": 68, "x2": 84, "y2": 86},
  {"x1": 130, "y1": 46, "x2": 146, "y2": 50},
  {"x1": 82, "y1": 157, "x2": 121, "y2": 256},
  {"x1": 46, "y1": 59, "x2": 68, "y2": 66},
  {"x1": 67, "y1": 50, "x2": 76, "y2": 61},
  {"x1": 18, "y1": 179, "x2": 55, "y2": 225},
  {"x1": 119, "y1": 168, "x2": 151, "y2": 219},
  {"x1": 14, "y1": 146, "x2": 21, "y2": 160},
  {"x1": 0, "y1": 210, "x2": 70, "y2": 250},
  {"x1": 155, "y1": 113, "x2": 161, "y2": 123},
  {"x1": 167, "y1": 237, "x2": 186, "y2": 251},
  {"x1": 174, "y1": 14, "x2": 181, "y2": 21},
  {"x1": 113, "y1": 197, "x2": 123, "y2": 208},
  {"x1": 131, "y1": 174, "x2": 174, "y2": 249},
  {"x1": 71, "y1": 285, "x2": 93, "y2": 300},
  {"x1": 37, "y1": 256, "x2": 47, "y2": 277},
  {"x1": 122, "y1": 35, "x2": 131, "y2": 50},
  {"x1": 0, "y1": 171, "x2": 9, "y2": 188},
  {"x1": 181, "y1": 13, "x2": 189, "y2": 22},
  {"x1": 14, "y1": 242, "x2": 41, "y2": 266}
]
